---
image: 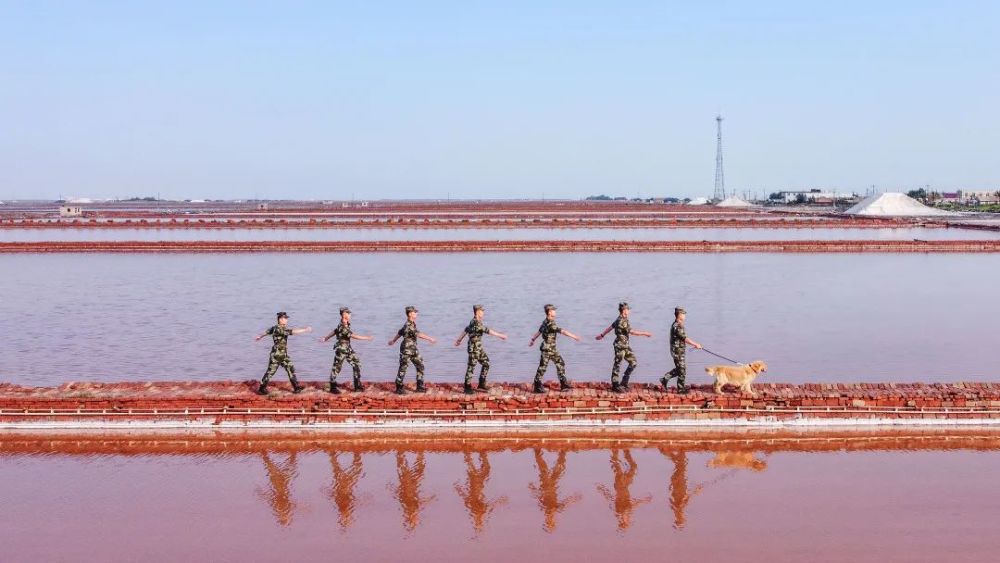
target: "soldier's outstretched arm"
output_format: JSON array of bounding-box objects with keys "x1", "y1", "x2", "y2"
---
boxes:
[
  {"x1": 560, "y1": 329, "x2": 582, "y2": 342},
  {"x1": 595, "y1": 325, "x2": 613, "y2": 340},
  {"x1": 454, "y1": 332, "x2": 467, "y2": 346},
  {"x1": 320, "y1": 330, "x2": 336, "y2": 343},
  {"x1": 487, "y1": 329, "x2": 507, "y2": 340},
  {"x1": 352, "y1": 334, "x2": 374, "y2": 341},
  {"x1": 685, "y1": 337, "x2": 702, "y2": 349},
  {"x1": 387, "y1": 334, "x2": 400, "y2": 345},
  {"x1": 528, "y1": 332, "x2": 540, "y2": 347},
  {"x1": 631, "y1": 329, "x2": 653, "y2": 338},
  {"x1": 255, "y1": 327, "x2": 273, "y2": 341},
  {"x1": 418, "y1": 333, "x2": 437, "y2": 344},
  {"x1": 291, "y1": 326, "x2": 313, "y2": 335}
]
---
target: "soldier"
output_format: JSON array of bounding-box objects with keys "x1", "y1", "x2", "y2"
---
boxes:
[
  {"x1": 387, "y1": 306, "x2": 437, "y2": 394},
  {"x1": 662, "y1": 307, "x2": 702, "y2": 394},
  {"x1": 595, "y1": 301, "x2": 652, "y2": 392},
  {"x1": 255, "y1": 312, "x2": 312, "y2": 395},
  {"x1": 454, "y1": 304, "x2": 508, "y2": 394},
  {"x1": 528, "y1": 304, "x2": 581, "y2": 393},
  {"x1": 320, "y1": 307, "x2": 373, "y2": 394}
]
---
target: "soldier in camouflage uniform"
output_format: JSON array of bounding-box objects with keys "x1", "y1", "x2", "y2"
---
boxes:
[
  {"x1": 662, "y1": 307, "x2": 702, "y2": 394},
  {"x1": 387, "y1": 306, "x2": 437, "y2": 394},
  {"x1": 529, "y1": 304, "x2": 581, "y2": 393},
  {"x1": 596, "y1": 302, "x2": 652, "y2": 393},
  {"x1": 320, "y1": 307, "x2": 373, "y2": 394},
  {"x1": 454, "y1": 304, "x2": 508, "y2": 394},
  {"x1": 255, "y1": 312, "x2": 312, "y2": 395}
]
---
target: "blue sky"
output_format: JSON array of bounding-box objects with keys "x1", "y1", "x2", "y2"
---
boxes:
[{"x1": 1, "y1": 1, "x2": 997, "y2": 200}]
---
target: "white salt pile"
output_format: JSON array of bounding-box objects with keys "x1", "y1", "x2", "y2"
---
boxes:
[
  {"x1": 715, "y1": 196, "x2": 754, "y2": 208},
  {"x1": 844, "y1": 192, "x2": 953, "y2": 216},
  {"x1": 687, "y1": 197, "x2": 710, "y2": 205}
]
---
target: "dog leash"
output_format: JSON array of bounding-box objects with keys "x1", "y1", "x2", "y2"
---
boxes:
[{"x1": 698, "y1": 347, "x2": 741, "y2": 364}]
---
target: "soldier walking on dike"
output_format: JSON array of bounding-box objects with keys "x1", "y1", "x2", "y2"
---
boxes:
[
  {"x1": 388, "y1": 306, "x2": 437, "y2": 394},
  {"x1": 320, "y1": 307, "x2": 373, "y2": 394},
  {"x1": 454, "y1": 304, "x2": 508, "y2": 394},
  {"x1": 662, "y1": 307, "x2": 701, "y2": 394},
  {"x1": 595, "y1": 301, "x2": 652, "y2": 393},
  {"x1": 255, "y1": 311, "x2": 312, "y2": 395},
  {"x1": 528, "y1": 304, "x2": 581, "y2": 393}
]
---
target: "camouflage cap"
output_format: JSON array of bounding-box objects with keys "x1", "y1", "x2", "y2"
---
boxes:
[
  {"x1": 472, "y1": 304, "x2": 484, "y2": 312},
  {"x1": 276, "y1": 311, "x2": 289, "y2": 319},
  {"x1": 674, "y1": 307, "x2": 686, "y2": 316},
  {"x1": 618, "y1": 301, "x2": 630, "y2": 312},
  {"x1": 339, "y1": 307, "x2": 351, "y2": 315},
  {"x1": 544, "y1": 304, "x2": 557, "y2": 313},
  {"x1": 405, "y1": 305, "x2": 418, "y2": 314}
]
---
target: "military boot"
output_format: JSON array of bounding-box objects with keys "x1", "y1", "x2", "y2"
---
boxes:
[
  {"x1": 560, "y1": 380, "x2": 572, "y2": 392},
  {"x1": 611, "y1": 383, "x2": 624, "y2": 393},
  {"x1": 463, "y1": 383, "x2": 475, "y2": 395},
  {"x1": 533, "y1": 381, "x2": 545, "y2": 394},
  {"x1": 621, "y1": 374, "x2": 630, "y2": 390},
  {"x1": 676, "y1": 383, "x2": 689, "y2": 395},
  {"x1": 415, "y1": 381, "x2": 428, "y2": 393},
  {"x1": 352, "y1": 377, "x2": 365, "y2": 392},
  {"x1": 477, "y1": 376, "x2": 488, "y2": 391},
  {"x1": 329, "y1": 381, "x2": 341, "y2": 394},
  {"x1": 660, "y1": 376, "x2": 671, "y2": 391},
  {"x1": 395, "y1": 382, "x2": 407, "y2": 395},
  {"x1": 256, "y1": 383, "x2": 269, "y2": 396}
]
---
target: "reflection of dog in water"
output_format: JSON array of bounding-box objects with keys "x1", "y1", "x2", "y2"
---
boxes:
[
  {"x1": 707, "y1": 451, "x2": 768, "y2": 472},
  {"x1": 705, "y1": 360, "x2": 768, "y2": 395}
]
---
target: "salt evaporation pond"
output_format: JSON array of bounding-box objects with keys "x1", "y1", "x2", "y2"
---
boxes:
[
  {"x1": 1, "y1": 431, "x2": 998, "y2": 562},
  {"x1": 1, "y1": 252, "x2": 998, "y2": 386},
  {"x1": 2, "y1": 227, "x2": 999, "y2": 242}
]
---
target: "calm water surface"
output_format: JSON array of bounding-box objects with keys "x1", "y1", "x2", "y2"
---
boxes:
[
  {"x1": 2, "y1": 227, "x2": 999, "y2": 242},
  {"x1": 1, "y1": 253, "x2": 998, "y2": 385},
  {"x1": 1, "y1": 430, "x2": 998, "y2": 562}
]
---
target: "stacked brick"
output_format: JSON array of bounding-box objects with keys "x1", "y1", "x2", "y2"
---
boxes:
[{"x1": 2, "y1": 381, "x2": 999, "y2": 425}]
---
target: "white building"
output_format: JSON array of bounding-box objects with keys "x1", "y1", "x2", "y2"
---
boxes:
[
  {"x1": 59, "y1": 205, "x2": 83, "y2": 217},
  {"x1": 774, "y1": 189, "x2": 856, "y2": 203}
]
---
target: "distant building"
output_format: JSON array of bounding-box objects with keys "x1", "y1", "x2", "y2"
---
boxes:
[
  {"x1": 257, "y1": 203, "x2": 269, "y2": 210},
  {"x1": 773, "y1": 189, "x2": 856, "y2": 204},
  {"x1": 939, "y1": 192, "x2": 961, "y2": 203},
  {"x1": 59, "y1": 205, "x2": 83, "y2": 217},
  {"x1": 959, "y1": 190, "x2": 1000, "y2": 204}
]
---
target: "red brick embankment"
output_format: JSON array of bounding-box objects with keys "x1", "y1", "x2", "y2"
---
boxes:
[
  {"x1": 2, "y1": 240, "x2": 999, "y2": 253},
  {"x1": 2, "y1": 381, "x2": 1000, "y2": 426}
]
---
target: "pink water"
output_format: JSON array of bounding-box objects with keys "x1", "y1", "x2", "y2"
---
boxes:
[
  {"x1": 1, "y1": 253, "x2": 998, "y2": 385},
  {"x1": 2, "y1": 430, "x2": 998, "y2": 562}
]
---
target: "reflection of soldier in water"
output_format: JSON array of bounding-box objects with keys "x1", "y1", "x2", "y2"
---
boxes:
[
  {"x1": 660, "y1": 449, "x2": 703, "y2": 530},
  {"x1": 325, "y1": 451, "x2": 370, "y2": 531},
  {"x1": 596, "y1": 449, "x2": 652, "y2": 531},
  {"x1": 257, "y1": 452, "x2": 299, "y2": 527},
  {"x1": 387, "y1": 451, "x2": 436, "y2": 533},
  {"x1": 454, "y1": 451, "x2": 509, "y2": 534},
  {"x1": 528, "y1": 449, "x2": 582, "y2": 533}
]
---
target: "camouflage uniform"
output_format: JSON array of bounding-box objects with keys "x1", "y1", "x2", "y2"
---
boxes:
[
  {"x1": 329, "y1": 322, "x2": 361, "y2": 384},
  {"x1": 668, "y1": 320, "x2": 687, "y2": 387},
  {"x1": 395, "y1": 320, "x2": 425, "y2": 385},
  {"x1": 464, "y1": 319, "x2": 491, "y2": 386},
  {"x1": 610, "y1": 316, "x2": 638, "y2": 386},
  {"x1": 534, "y1": 318, "x2": 568, "y2": 385},
  {"x1": 262, "y1": 324, "x2": 300, "y2": 387}
]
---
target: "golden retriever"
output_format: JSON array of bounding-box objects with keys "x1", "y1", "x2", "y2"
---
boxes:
[{"x1": 705, "y1": 361, "x2": 767, "y2": 395}]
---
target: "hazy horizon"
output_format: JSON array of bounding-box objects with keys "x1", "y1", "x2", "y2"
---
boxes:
[{"x1": 2, "y1": 1, "x2": 998, "y2": 201}]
